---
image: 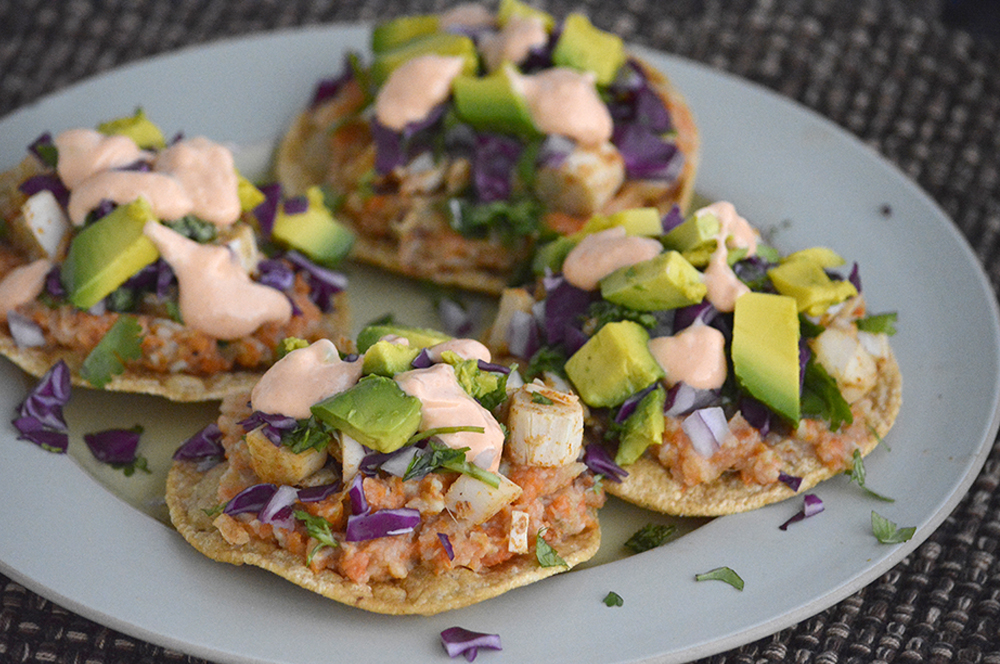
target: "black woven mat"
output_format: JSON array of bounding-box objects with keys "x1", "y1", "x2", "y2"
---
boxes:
[{"x1": 2, "y1": 1, "x2": 1000, "y2": 662}]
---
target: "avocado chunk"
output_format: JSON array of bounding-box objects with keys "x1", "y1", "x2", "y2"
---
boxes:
[
  {"x1": 498, "y1": 0, "x2": 555, "y2": 31},
  {"x1": 356, "y1": 323, "x2": 452, "y2": 354},
  {"x1": 370, "y1": 32, "x2": 479, "y2": 87},
  {"x1": 577, "y1": 207, "x2": 663, "y2": 238},
  {"x1": 532, "y1": 235, "x2": 578, "y2": 274},
  {"x1": 97, "y1": 108, "x2": 166, "y2": 150},
  {"x1": 552, "y1": 13, "x2": 626, "y2": 86},
  {"x1": 310, "y1": 374, "x2": 423, "y2": 453},
  {"x1": 783, "y1": 246, "x2": 846, "y2": 269},
  {"x1": 732, "y1": 292, "x2": 801, "y2": 423},
  {"x1": 615, "y1": 386, "x2": 666, "y2": 466},
  {"x1": 662, "y1": 209, "x2": 720, "y2": 253},
  {"x1": 236, "y1": 172, "x2": 266, "y2": 213},
  {"x1": 599, "y1": 251, "x2": 708, "y2": 311},
  {"x1": 372, "y1": 14, "x2": 441, "y2": 53},
  {"x1": 61, "y1": 198, "x2": 160, "y2": 310},
  {"x1": 565, "y1": 320, "x2": 665, "y2": 408},
  {"x1": 767, "y1": 256, "x2": 858, "y2": 317},
  {"x1": 362, "y1": 339, "x2": 422, "y2": 377},
  {"x1": 271, "y1": 186, "x2": 355, "y2": 268},
  {"x1": 452, "y1": 64, "x2": 540, "y2": 138}
]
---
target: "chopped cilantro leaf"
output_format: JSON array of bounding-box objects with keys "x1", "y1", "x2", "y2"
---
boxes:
[
  {"x1": 856, "y1": 312, "x2": 898, "y2": 335},
  {"x1": 403, "y1": 438, "x2": 501, "y2": 488},
  {"x1": 624, "y1": 523, "x2": 677, "y2": 554},
  {"x1": 531, "y1": 392, "x2": 554, "y2": 405},
  {"x1": 165, "y1": 215, "x2": 217, "y2": 242},
  {"x1": 603, "y1": 591, "x2": 624, "y2": 607},
  {"x1": 295, "y1": 510, "x2": 339, "y2": 564},
  {"x1": 448, "y1": 196, "x2": 542, "y2": 246},
  {"x1": 525, "y1": 346, "x2": 567, "y2": 381},
  {"x1": 695, "y1": 566, "x2": 744, "y2": 590},
  {"x1": 113, "y1": 454, "x2": 151, "y2": 477},
  {"x1": 80, "y1": 315, "x2": 144, "y2": 388},
  {"x1": 800, "y1": 356, "x2": 853, "y2": 430},
  {"x1": 799, "y1": 314, "x2": 825, "y2": 339},
  {"x1": 535, "y1": 528, "x2": 568, "y2": 568},
  {"x1": 282, "y1": 416, "x2": 336, "y2": 454},
  {"x1": 845, "y1": 449, "x2": 894, "y2": 501},
  {"x1": 586, "y1": 300, "x2": 658, "y2": 334},
  {"x1": 871, "y1": 511, "x2": 915, "y2": 544}
]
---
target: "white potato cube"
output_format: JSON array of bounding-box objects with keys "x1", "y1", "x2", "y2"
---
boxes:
[
  {"x1": 445, "y1": 473, "x2": 523, "y2": 525},
  {"x1": 506, "y1": 383, "x2": 583, "y2": 466},
  {"x1": 245, "y1": 426, "x2": 328, "y2": 485},
  {"x1": 811, "y1": 327, "x2": 878, "y2": 403},
  {"x1": 19, "y1": 190, "x2": 70, "y2": 258}
]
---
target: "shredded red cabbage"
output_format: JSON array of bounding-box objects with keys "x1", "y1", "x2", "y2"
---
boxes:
[
  {"x1": 224, "y1": 483, "x2": 278, "y2": 516},
  {"x1": 778, "y1": 471, "x2": 803, "y2": 491},
  {"x1": 297, "y1": 482, "x2": 342, "y2": 502},
  {"x1": 372, "y1": 103, "x2": 448, "y2": 175},
  {"x1": 284, "y1": 250, "x2": 347, "y2": 313},
  {"x1": 541, "y1": 276, "x2": 593, "y2": 346},
  {"x1": 239, "y1": 411, "x2": 297, "y2": 445},
  {"x1": 173, "y1": 423, "x2": 225, "y2": 461},
  {"x1": 663, "y1": 382, "x2": 719, "y2": 417},
  {"x1": 252, "y1": 183, "x2": 282, "y2": 238},
  {"x1": 15, "y1": 360, "x2": 71, "y2": 436},
  {"x1": 360, "y1": 446, "x2": 418, "y2": 478},
  {"x1": 282, "y1": 195, "x2": 309, "y2": 216},
  {"x1": 779, "y1": 493, "x2": 824, "y2": 530},
  {"x1": 259, "y1": 485, "x2": 298, "y2": 531},
  {"x1": 347, "y1": 472, "x2": 369, "y2": 515},
  {"x1": 440, "y1": 627, "x2": 502, "y2": 661},
  {"x1": 583, "y1": 442, "x2": 628, "y2": 483},
  {"x1": 799, "y1": 340, "x2": 811, "y2": 390},
  {"x1": 83, "y1": 427, "x2": 142, "y2": 465},
  {"x1": 612, "y1": 122, "x2": 684, "y2": 181},
  {"x1": 28, "y1": 132, "x2": 57, "y2": 167},
  {"x1": 438, "y1": 532, "x2": 455, "y2": 560},
  {"x1": 18, "y1": 174, "x2": 70, "y2": 208},
  {"x1": 849, "y1": 262, "x2": 862, "y2": 293},
  {"x1": 477, "y1": 359, "x2": 511, "y2": 375},
  {"x1": 311, "y1": 55, "x2": 355, "y2": 108},
  {"x1": 661, "y1": 205, "x2": 684, "y2": 233},
  {"x1": 472, "y1": 133, "x2": 523, "y2": 203},
  {"x1": 673, "y1": 301, "x2": 719, "y2": 332},
  {"x1": 411, "y1": 348, "x2": 434, "y2": 369},
  {"x1": 256, "y1": 258, "x2": 296, "y2": 291},
  {"x1": 345, "y1": 507, "x2": 420, "y2": 541},
  {"x1": 537, "y1": 134, "x2": 574, "y2": 169},
  {"x1": 45, "y1": 265, "x2": 65, "y2": 298},
  {"x1": 738, "y1": 395, "x2": 772, "y2": 436},
  {"x1": 122, "y1": 259, "x2": 175, "y2": 300},
  {"x1": 614, "y1": 384, "x2": 658, "y2": 424}
]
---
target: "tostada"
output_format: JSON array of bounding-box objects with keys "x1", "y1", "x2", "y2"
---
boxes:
[
  {"x1": 166, "y1": 327, "x2": 604, "y2": 614},
  {"x1": 0, "y1": 109, "x2": 353, "y2": 401},
  {"x1": 276, "y1": 0, "x2": 699, "y2": 294},
  {"x1": 486, "y1": 201, "x2": 902, "y2": 516}
]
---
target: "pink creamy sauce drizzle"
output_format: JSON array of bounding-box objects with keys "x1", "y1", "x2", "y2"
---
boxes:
[
  {"x1": 561, "y1": 226, "x2": 662, "y2": 291},
  {"x1": 251, "y1": 339, "x2": 363, "y2": 419},
  {"x1": 143, "y1": 220, "x2": 291, "y2": 341},
  {"x1": 54, "y1": 129, "x2": 241, "y2": 227},
  {"x1": 480, "y1": 14, "x2": 548, "y2": 71},
  {"x1": 374, "y1": 55, "x2": 467, "y2": 131},
  {"x1": 0, "y1": 258, "x2": 52, "y2": 321},
  {"x1": 394, "y1": 363, "x2": 505, "y2": 472},
  {"x1": 511, "y1": 67, "x2": 613, "y2": 147},
  {"x1": 648, "y1": 323, "x2": 728, "y2": 390},
  {"x1": 426, "y1": 338, "x2": 492, "y2": 363},
  {"x1": 701, "y1": 201, "x2": 759, "y2": 312}
]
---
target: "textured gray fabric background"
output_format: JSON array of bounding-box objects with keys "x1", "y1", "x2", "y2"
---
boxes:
[{"x1": 2, "y1": 1, "x2": 1000, "y2": 662}]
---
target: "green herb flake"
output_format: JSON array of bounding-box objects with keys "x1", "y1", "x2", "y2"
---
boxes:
[
  {"x1": 871, "y1": 511, "x2": 916, "y2": 544},
  {"x1": 80, "y1": 315, "x2": 144, "y2": 388},
  {"x1": 114, "y1": 454, "x2": 151, "y2": 477},
  {"x1": 277, "y1": 337, "x2": 310, "y2": 360},
  {"x1": 535, "y1": 528, "x2": 568, "y2": 568},
  {"x1": 531, "y1": 392, "x2": 554, "y2": 405},
  {"x1": 695, "y1": 566, "x2": 744, "y2": 590},
  {"x1": 295, "y1": 510, "x2": 339, "y2": 564},
  {"x1": 403, "y1": 438, "x2": 501, "y2": 488},
  {"x1": 624, "y1": 523, "x2": 677, "y2": 554},
  {"x1": 602, "y1": 591, "x2": 624, "y2": 607},
  {"x1": 845, "y1": 449, "x2": 894, "y2": 501},
  {"x1": 856, "y1": 312, "x2": 898, "y2": 335},
  {"x1": 201, "y1": 504, "x2": 224, "y2": 518},
  {"x1": 282, "y1": 416, "x2": 336, "y2": 454}
]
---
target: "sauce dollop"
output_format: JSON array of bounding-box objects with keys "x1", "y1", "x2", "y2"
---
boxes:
[
  {"x1": 480, "y1": 15, "x2": 548, "y2": 71},
  {"x1": 374, "y1": 55, "x2": 467, "y2": 132},
  {"x1": 561, "y1": 226, "x2": 662, "y2": 291},
  {"x1": 701, "y1": 201, "x2": 759, "y2": 312},
  {"x1": 0, "y1": 259, "x2": 52, "y2": 322},
  {"x1": 648, "y1": 323, "x2": 727, "y2": 390},
  {"x1": 511, "y1": 67, "x2": 613, "y2": 147},
  {"x1": 251, "y1": 339, "x2": 363, "y2": 419},
  {"x1": 394, "y1": 363, "x2": 505, "y2": 472},
  {"x1": 143, "y1": 220, "x2": 292, "y2": 340}
]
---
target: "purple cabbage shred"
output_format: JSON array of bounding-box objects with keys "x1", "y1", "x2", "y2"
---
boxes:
[
  {"x1": 440, "y1": 627, "x2": 503, "y2": 661},
  {"x1": 345, "y1": 507, "x2": 420, "y2": 542},
  {"x1": 582, "y1": 442, "x2": 628, "y2": 483},
  {"x1": 173, "y1": 423, "x2": 225, "y2": 461},
  {"x1": 297, "y1": 482, "x2": 342, "y2": 503},
  {"x1": 13, "y1": 360, "x2": 71, "y2": 453},
  {"x1": 224, "y1": 483, "x2": 278, "y2": 516},
  {"x1": 778, "y1": 493, "x2": 824, "y2": 530},
  {"x1": 18, "y1": 174, "x2": 70, "y2": 208},
  {"x1": 438, "y1": 532, "x2": 455, "y2": 560},
  {"x1": 284, "y1": 250, "x2": 347, "y2": 313},
  {"x1": 472, "y1": 133, "x2": 523, "y2": 203},
  {"x1": 252, "y1": 183, "x2": 282, "y2": 238},
  {"x1": 83, "y1": 427, "x2": 142, "y2": 465}
]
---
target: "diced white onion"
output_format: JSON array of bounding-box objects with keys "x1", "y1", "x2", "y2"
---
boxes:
[
  {"x1": 7, "y1": 311, "x2": 45, "y2": 347},
  {"x1": 682, "y1": 407, "x2": 729, "y2": 457}
]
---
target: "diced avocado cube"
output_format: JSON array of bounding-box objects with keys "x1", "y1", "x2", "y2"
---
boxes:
[
  {"x1": 599, "y1": 251, "x2": 707, "y2": 312},
  {"x1": 370, "y1": 32, "x2": 479, "y2": 87},
  {"x1": 782, "y1": 246, "x2": 846, "y2": 269},
  {"x1": 662, "y1": 210, "x2": 721, "y2": 253},
  {"x1": 61, "y1": 198, "x2": 160, "y2": 310},
  {"x1": 552, "y1": 13, "x2": 626, "y2": 86},
  {"x1": 271, "y1": 186, "x2": 355, "y2": 268},
  {"x1": 565, "y1": 320, "x2": 665, "y2": 408},
  {"x1": 372, "y1": 14, "x2": 441, "y2": 52},
  {"x1": 452, "y1": 64, "x2": 540, "y2": 138},
  {"x1": 615, "y1": 386, "x2": 666, "y2": 466},
  {"x1": 362, "y1": 339, "x2": 422, "y2": 377},
  {"x1": 576, "y1": 207, "x2": 663, "y2": 239},
  {"x1": 767, "y1": 259, "x2": 858, "y2": 317},
  {"x1": 532, "y1": 235, "x2": 578, "y2": 274},
  {"x1": 236, "y1": 172, "x2": 266, "y2": 213},
  {"x1": 498, "y1": 0, "x2": 555, "y2": 30},
  {"x1": 732, "y1": 293, "x2": 801, "y2": 423},
  {"x1": 310, "y1": 374, "x2": 423, "y2": 453},
  {"x1": 97, "y1": 108, "x2": 165, "y2": 150},
  {"x1": 356, "y1": 323, "x2": 452, "y2": 354}
]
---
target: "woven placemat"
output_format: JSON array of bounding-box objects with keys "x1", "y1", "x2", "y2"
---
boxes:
[{"x1": 2, "y1": 1, "x2": 999, "y2": 662}]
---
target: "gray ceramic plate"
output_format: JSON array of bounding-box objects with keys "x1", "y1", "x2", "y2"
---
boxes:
[{"x1": 0, "y1": 24, "x2": 998, "y2": 664}]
